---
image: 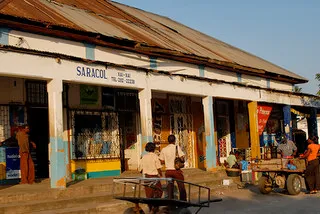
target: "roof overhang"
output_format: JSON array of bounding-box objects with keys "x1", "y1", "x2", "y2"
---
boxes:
[{"x1": 0, "y1": 13, "x2": 309, "y2": 85}]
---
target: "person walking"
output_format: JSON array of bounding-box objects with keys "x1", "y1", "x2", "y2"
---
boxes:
[
  {"x1": 16, "y1": 125, "x2": 36, "y2": 184},
  {"x1": 159, "y1": 135, "x2": 187, "y2": 201},
  {"x1": 139, "y1": 142, "x2": 163, "y2": 212},
  {"x1": 301, "y1": 136, "x2": 320, "y2": 194}
]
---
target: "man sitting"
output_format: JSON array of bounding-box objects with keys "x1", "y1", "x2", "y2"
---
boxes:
[{"x1": 225, "y1": 151, "x2": 238, "y2": 168}]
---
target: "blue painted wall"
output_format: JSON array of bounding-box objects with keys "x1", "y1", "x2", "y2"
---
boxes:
[
  {"x1": 0, "y1": 28, "x2": 10, "y2": 45},
  {"x1": 84, "y1": 43, "x2": 95, "y2": 60},
  {"x1": 199, "y1": 65, "x2": 205, "y2": 77},
  {"x1": 205, "y1": 97, "x2": 216, "y2": 169},
  {"x1": 237, "y1": 73, "x2": 242, "y2": 82},
  {"x1": 150, "y1": 57, "x2": 157, "y2": 69},
  {"x1": 50, "y1": 137, "x2": 66, "y2": 188},
  {"x1": 283, "y1": 105, "x2": 292, "y2": 140}
]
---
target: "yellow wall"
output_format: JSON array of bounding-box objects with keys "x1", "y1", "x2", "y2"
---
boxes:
[
  {"x1": 70, "y1": 159, "x2": 120, "y2": 173},
  {"x1": 0, "y1": 162, "x2": 6, "y2": 180}
]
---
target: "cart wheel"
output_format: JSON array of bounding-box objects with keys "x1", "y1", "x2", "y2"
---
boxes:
[
  {"x1": 123, "y1": 207, "x2": 145, "y2": 214},
  {"x1": 286, "y1": 174, "x2": 301, "y2": 195},
  {"x1": 258, "y1": 176, "x2": 272, "y2": 194}
]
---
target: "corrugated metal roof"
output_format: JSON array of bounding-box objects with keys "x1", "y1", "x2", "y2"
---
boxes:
[{"x1": 0, "y1": 0, "x2": 307, "y2": 82}]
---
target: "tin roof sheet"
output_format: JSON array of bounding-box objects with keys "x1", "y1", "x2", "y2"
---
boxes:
[{"x1": 0, "y1": 0, "x2": 307, "y2": 82}]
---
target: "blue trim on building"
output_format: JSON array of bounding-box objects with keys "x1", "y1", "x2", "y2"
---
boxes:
[
  {"x1": 199, "y1": 65, "x2": 205, "y2": 77},
  {"x1": 308, "y1": 108, "x2": 318, "y2": 138},
  {"x1": 150, "y1": 57, "x2": 157, "y2": 69},
  {"x1": 267, "y1": 78, "x2": 271, "y2": 88},
  {"x1": 231, "y1": 132, "x2": 236, "y2": 148},
  {"x1": 87, "y1": 170, "x2": 121, "y2": 178},
  {"x1": 237, "y1": 73, "x2": 242, "y2": 82},
  {"x1": 0, "y1": 28, "x2": 10, "y2": 45},
  {"x1": 63, "y1": 141, "x2": 69, "y2": 165},
  {"x1": 50, "y1": 137, "x2": 66, "y2": 188},
  {"x1": 206, "y1": 97, "x2": 216, "y2": 168},
  {"x1": 84, "y1": 43, "x2": 95, "y2": 60},
  {"x1": 283, "y1": 105, "x2": 292, "y2": 140}
]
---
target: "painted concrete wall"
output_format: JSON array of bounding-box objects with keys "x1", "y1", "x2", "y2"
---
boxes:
[
  {"x1": 3, "y1": 29, "x2": 298, "y2": 92},
  {"x1": 157, "y1": 58, "x2": 200, "y2": 76},
  {"x1": 270, "y1": 80, "x2": 292, "y2": 91},
  {"x1": 0, "y1": 51, "x2": 317, "y2": 108},
  {"x1": 0, "y1": 77, "x2": 24, "y2": 104},
  {"x1": 206, "y1": 67, "x2": 238, "y2": 82},
  {"x1": 8, "y1": 30, "x2": 86, "y2": 59},
  {"x1": 242, "y1": 74, "x2": 266, "y2": 88}
]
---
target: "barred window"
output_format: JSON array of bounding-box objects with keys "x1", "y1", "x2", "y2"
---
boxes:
[
  {"x1": 71, "y1": 110, "x2": 120, "y2": 159},
  {"x1": 26, "y1": 81, "x2": 48, "y2": 106}
]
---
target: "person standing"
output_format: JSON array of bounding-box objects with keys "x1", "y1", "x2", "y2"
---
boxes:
[
  {"x1": 277, "y1": 134, "x2": 297, "y2": 158},
  {"x1": 301, "y1": 136, "x2": 320, "y2": 194},
  {"x1": 16, "y1": 125, "x2": 36, "y2": 184},
  {"x1": 139, "y1": 142, "x2": 163, "y2": 212},
  {"x1": 159, "y1": 135, "x2": 187, "y2": 201}
]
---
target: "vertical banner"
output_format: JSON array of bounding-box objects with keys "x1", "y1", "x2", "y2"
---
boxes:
[
  {"x1": 80, "y1": 85, "x2": 99, "y2": 105},
  {"x1": 257, "y1": 105, "x2": 272, "y2": 135},
  {"x1": 6, "y1": 147, "x2": 20, "y2": 179}
]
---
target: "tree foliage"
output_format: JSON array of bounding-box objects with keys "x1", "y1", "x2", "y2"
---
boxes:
[{"x1": 293, "y1": 86, "x2": 302, "y2": 93}]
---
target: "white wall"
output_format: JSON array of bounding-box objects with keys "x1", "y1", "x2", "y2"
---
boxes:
[
  {"x1": 206, "y1": 67, "x2": 238, "y2": 82},
  {"x1": 4, "y1": 30, "x2": 298, "y2": 92},
  {"x1": 270, "y1": 80, "x2": 292, "y2": 91},
  {"x1": 8, "y1": 30, "x2": 86, "y2": 59}
]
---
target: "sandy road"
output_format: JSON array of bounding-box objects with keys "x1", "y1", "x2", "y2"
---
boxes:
[{"x1": 190, "y1": 187, "x2": 320, "y2": 214}]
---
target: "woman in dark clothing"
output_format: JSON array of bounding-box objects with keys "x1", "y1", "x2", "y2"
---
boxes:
[{"x1": 301, "y1": 136, "x2": 320, "y2": 194}]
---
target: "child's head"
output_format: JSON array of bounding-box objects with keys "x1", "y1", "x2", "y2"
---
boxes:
[
  {"x1": 145, "y1": 142, "x2": 156, "y2": 152},
  {"x1": 288, "y1": 160, "x2": 294, "y2": 164}
]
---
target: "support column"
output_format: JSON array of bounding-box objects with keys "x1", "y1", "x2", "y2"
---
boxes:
[
  {"x1": 308, "y1": 107, "x2": 318, "y2": 138},
  {"x1": 138, "y1": 88, "x2": 153, "y2": 156},
  {"x1": 202, "y1": 96, "x2": 216, "y2": 170},
  {"x1": 47, "y1": 78, "x2": 66, "y2": 189},
  {"x1": 283, "y1": 105, "x2": 292, "y2": 140},
  {"x1": 248, "y1": 101, "x2": 260, "y2": 159}
]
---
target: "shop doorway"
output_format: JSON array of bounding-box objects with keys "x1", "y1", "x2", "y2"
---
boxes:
[
  {"x1": 171, "y1": 113, "x2": 194, "y2": 168},
  {"x1": 118, "y1": 112, "x2": 137, "y2": 172},
  {"x1": 27, "y1": 107, "x2": 49, "y2": 178},
  {"x1": 216, "y1": 100, "x2": 231, "y2": 164},
  {"x1": 25, "y1": 80, "x2": 49, "y2": 179}
]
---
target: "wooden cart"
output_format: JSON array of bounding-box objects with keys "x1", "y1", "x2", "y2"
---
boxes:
[
  {"x1": 251, "y1": 158, "x2": 306, "y2": 195},
  {"x1": 113, "y1": 177, "x2": 222, "y2": 214}
]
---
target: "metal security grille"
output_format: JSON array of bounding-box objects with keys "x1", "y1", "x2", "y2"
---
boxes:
[
  {"x1": 169, "y1": 95, "x2": 194, "y2": 168},
  {"x1": 26, "y1": 81, "x2": 48, "y2": 106},
  {"x1": 0, "y1": 106, "x2": 10, "y2": 142},
  {"x1": 71, "y1": 110, "x2": 120, "y2": 159}
]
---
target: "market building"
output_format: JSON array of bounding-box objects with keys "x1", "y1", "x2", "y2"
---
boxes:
[{"x1": 0, "y1": 0, "x2": 318, "y2": 188}]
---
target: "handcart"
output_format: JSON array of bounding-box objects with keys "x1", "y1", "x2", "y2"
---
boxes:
[
  {"x1": 251, "y1": 158, "x2": 306, "y2": 195},
  {"x1": 113, "y1": 177, "x2": 222, "y2": 214}
]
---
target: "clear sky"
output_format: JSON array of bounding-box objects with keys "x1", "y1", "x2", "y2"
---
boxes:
[{"x1": 114, "y1": 0, "x2": 319, "y2": 95}]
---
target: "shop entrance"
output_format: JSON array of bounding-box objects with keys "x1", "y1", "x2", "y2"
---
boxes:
[
  {"x1": 216, "y1": 100, "x2": 231, "y2": 163},
  {"x1": 119, "y1": 112, "x2": 137, "y2": 172},
  {"x1": 25, "y1": 80, "x2": 49, "y2": 179},
  {"x1": 27, "y1": 107, "x2": 49, "y2": 178}
]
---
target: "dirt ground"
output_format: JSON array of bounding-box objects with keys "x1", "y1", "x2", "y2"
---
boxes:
[{"x1": 190, "y1": 186, "x2": 320, "y2": 214}]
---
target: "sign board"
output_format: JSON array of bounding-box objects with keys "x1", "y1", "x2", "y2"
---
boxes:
[
  {"x1": 257, "y1": 105, "x2": 273, "y2": 135},
  {"x1": 6, "y1": 147, "x2": 20, "y2": 179}
]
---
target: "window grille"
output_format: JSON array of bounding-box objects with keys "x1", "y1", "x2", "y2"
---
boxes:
[
  {"x1": 71, "y1": 110, "x2": 120, "y2": 159},
  {"x1": 26, "y1": 81, "x2": 48, "y2": 106},
  {"x1": 0, "y1": 106, "x2": 10, "y2": 142}
]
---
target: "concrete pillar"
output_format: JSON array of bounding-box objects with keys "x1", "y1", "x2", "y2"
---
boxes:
[
  {"x1": 308, "y1": 107, "x2": 318, "y2": 138},
  {"x1": 202, "y1": 96, "x2": 216, "y2": 170},
  {"x1": 138, "y1": 88, "x2": 153, "y2": 155},
  {"x1": 283, "y1": 105, "x2": 292, "y2": 140},
  {"x1": 248, "y1": 101, "x2": 260, "y2": 159},
  {"x1": 47, "y1": 78, "x2": 66, "y2": 189}
]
